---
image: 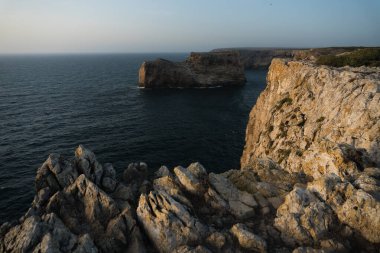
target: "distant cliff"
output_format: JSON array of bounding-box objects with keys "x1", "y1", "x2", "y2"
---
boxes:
[
  {"x1": 212, "y1": 47, "x2": 377, "y2": 69},
  {"x1": 138, "y1": 51, "x2": 246, "y2": 88},
  {"x1": 212, "y1": 48, "x2": 297, "y2": 69}
]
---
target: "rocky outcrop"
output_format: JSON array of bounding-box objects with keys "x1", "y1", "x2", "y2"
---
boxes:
[
  {"x1": 241, "y1": 59, "x2": 380, "y2": 175},
  {"x1": 239, "y1": 58, "x2": 380, "y2": 251},
  {"x1": 2, "y1": 59, "x2": 380, "y2": 252},
  {"x1": 138, "y1": 51, "x2": 246, "y2": 88}
]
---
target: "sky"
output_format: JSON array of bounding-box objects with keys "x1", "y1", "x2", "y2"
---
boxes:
[{"x1": 0, "y1": 0, "x2": 379, "y2": 54}]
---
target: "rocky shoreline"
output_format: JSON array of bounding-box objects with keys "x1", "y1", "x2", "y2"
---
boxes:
[{"x1": 1, "y1": 59, "x2": 379, "y2": 253}]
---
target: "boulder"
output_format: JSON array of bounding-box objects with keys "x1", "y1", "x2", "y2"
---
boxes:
[
  {"x1": 174, "y1": 166, "x2": 206, "y2": 195},
  {"x1": 208, "y1": 173, "x2": 257, "y2": 219},
  {"x1": 274, "y1": 187, "x2": 336, "y2": 246},
  {"x1": 137, "y1": 190, "x2": 208, "y2": 253},
  {"x1": 308, "y1": 174, "x2": 380, "y2": 243},
  {"x1": 230, "y1": 223, "x2": 267, "y2": 253}
]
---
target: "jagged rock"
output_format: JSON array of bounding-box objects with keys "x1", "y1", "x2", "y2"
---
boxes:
[
  {"x1": 44, "y1": 174, "x2": 138, "y2": 252},
  {"x1": 274, "y1": 186, "x2": 336, "y2": 247},
  {"x1": 137, "y1": 190, "x2": 208, "y2": 253},
  {"x1": 205, "y1": 232, "x2": 226, "y2": 250},
  {"x1": 1, "y1": 214, "x2": 98, "y2": 253},
  {"x1": 203, "y1": 187, "x2": 229, "y2": 212},
  {"x1": 174, "y1": 245, "x2": 212, "y2": 253},
  {"x1": 353, "y1": 173, "x2": 380, "y2": 199},
  {"x1": 174, "y1": 166, "x2": 206, "y2": 195},
  {"x1": 292, "y1": 247, "x2": 326, "y2": 253},
  {"x1": 123, "y1": 162, "x2": 148, "y2": 184},
  {"x1": 75, "y1": 145, "x2": 103, "y2": 185},
  {"x1": 153, "y1": 175, "x2": 193, "y2": 208},
  {"x1": 187, "y1": 162, "x2": 208, "y2": 179},
  {"x1": 300, "y1": 141, "x2": 374, "y2": 180},
  {"x1": 139, "y1": 51, "x2": 246, "y2": 88},
  {"x1": 308, "y1": 174, "x2": 380, "y2": 243},
  {"x1": 230, "y1": 223, "x2": 267, "y2": 253},
  {"x1": 155, "y1": 165, "x2": 172, "y2": 178},
  {"x1": 102, "y1": 163, "x2": 117, "y2": 192},
  {"x1": 208, "y1": 173, "x2": 257, "y2": 219}
]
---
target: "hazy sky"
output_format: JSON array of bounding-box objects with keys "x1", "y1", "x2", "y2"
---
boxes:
[{"x1": 0, "y1": 0, "x2": 379, "y2": 53}]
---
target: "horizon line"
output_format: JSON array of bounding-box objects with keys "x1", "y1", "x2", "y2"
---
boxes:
[{"x1": 0, "y1": 45, "x2": 379, "y2": 56}]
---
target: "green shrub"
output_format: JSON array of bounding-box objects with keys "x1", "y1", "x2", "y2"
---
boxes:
[{"x1": 316, "y1": 48, "x2": 380, "y2": 67}]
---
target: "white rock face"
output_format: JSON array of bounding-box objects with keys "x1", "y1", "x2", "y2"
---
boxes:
[
  {"x1": 136, "y1": 190, "x2": 208, "y2": 253},
  {"x1": 241, "y1": 59, "x2": 380, "y2": 178},
  {"x1": 274, "y1": 186, "x2": 336, "y2": 246},
  {"x1": 208, "y1": 173, "x2": 257, "y2": 219},
  {"x1": 307, "y1": 174, "x2": 380, "y2": 243},
  {"x1": 230, "y1": 223, "x2": 267, "y2": 253}
]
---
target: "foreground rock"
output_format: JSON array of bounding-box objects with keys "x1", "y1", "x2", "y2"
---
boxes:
[{"x1": 138, "y1": 51, "x2": 246, "y2": 88}]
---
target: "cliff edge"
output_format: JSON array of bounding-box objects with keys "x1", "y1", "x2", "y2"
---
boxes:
[
  {"x1": 241, "y1": 59, "x2": 380, "y2": 176},
  {"x1": 138, "y1": 51, "x2": 246, "y2": 88}
]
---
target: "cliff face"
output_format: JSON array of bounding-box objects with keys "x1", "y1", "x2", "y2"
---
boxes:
[
  {"x1": 138, "y1": 51, "x2": 246, "y2": 88},
  {"x1": 212, "y1": 48, "x2": 296, "y2": 69},
  {"x1": 241, "y1": 59, "x2": 380, "y2": 178},
  {"x1": 1, "y1": 60, "x2": 380, "y2": 253}
]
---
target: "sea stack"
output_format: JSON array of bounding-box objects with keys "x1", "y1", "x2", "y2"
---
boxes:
[{"x1": 138, "y1": 51, "x2": 246, "y2": 88}]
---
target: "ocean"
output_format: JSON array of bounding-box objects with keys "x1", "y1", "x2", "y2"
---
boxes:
[{"x1": 0, "y1": 53, "x2": 267, "y2": 222}]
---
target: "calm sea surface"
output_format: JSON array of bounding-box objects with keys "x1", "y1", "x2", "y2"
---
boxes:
[{"x1": 0, "y1": 53, "x2": 267, "y2": 222}]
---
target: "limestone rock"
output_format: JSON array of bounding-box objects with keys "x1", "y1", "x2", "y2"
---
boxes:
[
  {"x1": 208, "y1": 173, "x2": 257, "y2": 219},
  {"x1": 75, "y1": 145, "x2": 103, "y2": 185},
  {"x1": 137, "y1": 190, "x2": 208, "y2": 253},
  {"x1": 1, "y1": 214, "x2": 98, "y2": 253},
  {"x1": 174, "y1": 245, "x2": 212, "y2": 253},
  {"x1": 153, "y1": 175, "x2": 193, "y2": 208},
  {"x1": 155, "y1": 165, "x2": 172, "y2": 178},
  {"x1": 308, "y1": 174, "x2": 380, "y2": 243},
  {"x1": 102, "y1": 163, "x2": 117, "y2": 192},
  {"x1": 174, "y1": 166, "x2": 206, "y2": 195},
  {"x1": 274, "y1": 187, "x2": 336, "y2": 246},
  {"x1": 241, "y1": 59, "x2": 380, "y2": 174},
  {"x1": 230, "y1": 223, "x2": 267, "y2": 253},
  {"x1": 123, "y1": 162, "x2": 148, "y2": 184},
  {"x1": 139, "y1": 51, "x2": 246, "y2": 88}
]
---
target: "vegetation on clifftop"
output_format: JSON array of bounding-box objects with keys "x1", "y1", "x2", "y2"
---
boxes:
[{"x1": 316, "y1": 48, "x2": 380, "y2": 67}]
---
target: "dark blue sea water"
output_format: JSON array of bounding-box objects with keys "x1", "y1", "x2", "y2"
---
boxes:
[{"x1": 0, "y1": 53, "x2": 267, "y2": 222}]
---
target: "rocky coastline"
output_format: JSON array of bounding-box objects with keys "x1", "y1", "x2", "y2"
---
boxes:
[
  {"x1": 138, "y1": 51, "x2": 246, "y2": 88},
  {"x1": 1, "y1": 59, "x2": 380, "y2": 253}
]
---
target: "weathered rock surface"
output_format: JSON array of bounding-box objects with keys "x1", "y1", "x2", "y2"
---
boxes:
[
  {"x1": 138, "y1": 51, "x2": 246, "y2": 88},
  {"x1": 241, "y1": 59, "x2": 380, "y2": 176}
]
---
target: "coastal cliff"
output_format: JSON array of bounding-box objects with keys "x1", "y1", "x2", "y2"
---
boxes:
[
  {"x1": 138, "y1": 51, "x2": 246, "y2": 88},
  {"x1": 241, "y1": 59, "x2": 380, "y2": 175},
  {"x1": 1, "y1": 60, "x2": 380, "y2": 253},
  {"x1": 212, "y1": 48, "x2": 297, "y2": 69}
]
